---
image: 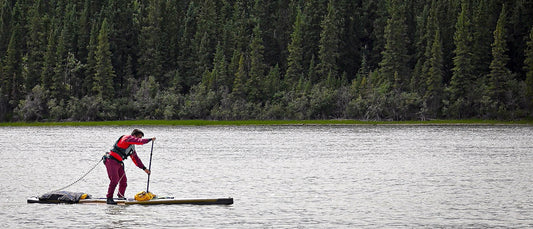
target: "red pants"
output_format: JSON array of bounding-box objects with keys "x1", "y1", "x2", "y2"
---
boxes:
[{"x1": 105, "y1": 158, "x2": 127, "y2": 198}]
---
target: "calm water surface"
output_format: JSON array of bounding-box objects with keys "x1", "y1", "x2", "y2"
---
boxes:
[{"x1": 0, "y1": 125, "x2": 532, "y2": 228}]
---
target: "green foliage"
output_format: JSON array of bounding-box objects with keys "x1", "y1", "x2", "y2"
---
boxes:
[
  {"x1": 14, "y1": 85, "x2": 48, "y2": 121},
  {"x1": 525, "y1": 26, "x2": 533, "y2": 113},
  {"x1": 94, "y1": 18, "x2": 115, "y2": 98},
  {"x1": 317, "y1": 0, "x2": 341, "y2": 81},
  {"x1": 378, "y1": 0, "x2": 410, "y2": 91},
  {"x1": 487, "y1": 5, "x2": 511, "y2": 118},
  {"x1": 448, "y1": 2, "x2": 475, "y2": 118},
  {"x1": 285, "y1": 8, "x2": 305, "y2": 86},
  {"x1": 0, "y1": 0, "x2": 532, "y2": 122}
]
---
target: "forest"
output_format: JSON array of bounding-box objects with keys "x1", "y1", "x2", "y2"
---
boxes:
[{"x1": 1, "y1": 0, "x2": 533, "y2": 122}]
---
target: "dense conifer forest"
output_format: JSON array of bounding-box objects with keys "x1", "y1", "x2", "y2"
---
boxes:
[{"x1": 1, "y1": 0, "x2": 533, "y2": 121}]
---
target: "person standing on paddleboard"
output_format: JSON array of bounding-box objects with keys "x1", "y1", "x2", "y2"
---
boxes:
[{"x1": 103, "y1": 129, "x2": 155, "y2": 204}]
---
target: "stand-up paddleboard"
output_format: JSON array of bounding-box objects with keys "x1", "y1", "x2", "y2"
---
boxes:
[
  {"x1": 27, "y1": 196, "x2": 233, "y2": 205},
  {"x1": 28, "y1": 140, "x2": 234, "y2": 206}
]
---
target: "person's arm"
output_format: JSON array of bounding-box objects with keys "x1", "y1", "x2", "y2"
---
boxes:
[
  {"x1": 124, "y1": 135, "x2": 151, "y2": 145},
  {"x1": 130, "y1": 152, "x2": 150, "y2": 174}
]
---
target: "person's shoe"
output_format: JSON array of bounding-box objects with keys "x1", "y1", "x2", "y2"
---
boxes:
[
  {"x1": 117, "y1": 196, "x2": 126, "y2": 200},
  {"x1": 106, "y1": 197, "x2": 117, "y2": 205}
]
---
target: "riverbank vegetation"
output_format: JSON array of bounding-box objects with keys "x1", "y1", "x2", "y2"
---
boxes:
[
  {"x1": 1, "y1": 119, "x2": 531, "y2": 127},
  {"x1": 1, "y1": 0, "x2": 533, "y2": 122}
]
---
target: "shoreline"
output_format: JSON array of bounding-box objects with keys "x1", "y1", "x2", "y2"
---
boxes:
[{"x1": 1, "y1": 119, "x2": 532, "y2": 126}]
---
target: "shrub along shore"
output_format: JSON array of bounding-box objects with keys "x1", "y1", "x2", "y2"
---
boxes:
[{"x1": 1, "y1": 119, "x2": 532, "y2": 127}]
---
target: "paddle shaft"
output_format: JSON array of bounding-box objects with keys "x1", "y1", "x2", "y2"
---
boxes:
[{"x1": 146, "y1": 140, "x2": 154, "y2": 192}]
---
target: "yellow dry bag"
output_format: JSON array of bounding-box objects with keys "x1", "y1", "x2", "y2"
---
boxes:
[{"x1": 134, "y1": 191, "x2": 155, "y2": 201}]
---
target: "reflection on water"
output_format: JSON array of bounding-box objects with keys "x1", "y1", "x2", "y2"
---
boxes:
[{"x1": 1, "y1": 125, "x2": 532, "y2": 228}]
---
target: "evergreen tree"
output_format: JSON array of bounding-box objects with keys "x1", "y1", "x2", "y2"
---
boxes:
[
  {"x1": 61, "y1": 2, "x2": 78, "y2": 54},
  {"x1": 247, "y1": 23, "x2": 267, "y2": 102},
  {"x1": 0, "y1": 0, "x2": 12, "y2": 55},
  {"x1": 507, "y1": 0, "x2": 533, "y2": 76},
  {"x1": 317, "y1": 0, "x2": 341, "y2": 82},
  {"x1": 178, "y1": 1, "x2": 199, "y2": 90},
  {"x1": 424, "y1": 28, "x2": 444, "y2": 118},
  {"x1": 205, "y1": 42, "x2": 229, "y2": 92},
  {"x1": 51, "y1": 25, "x2": 69, "y2": 101},
  {"x1": 265, "y1": 64, "x2": 281, "y2": 99},
  {"x1": 271, "y1": 0, "x2": 293, "y2": 72},
  {"x1": 161, "y1": 0, "x2": 183, "y2": 76},
  {"x1": 1, "y1": 1, "x2": 24, "y2": 110},
  {"x1": 361, "y1": 0, "x2": 388, "y2": 71},
  {"x1": 337, "y1": 0, "x2": 361, "y2": 80},
  {"x1": 105, "y1": 0, "x2": 138, "y2": 93},
  {"x1": 41, "y1": 28, "x2": 58, "y2": 96},
  {"x1": 302, "y1": 0, "x2": 326, "y2": 75},
  {"x1": 285, "y1": 8, "x2": 305, "y2": 87},
  {"x1": 26, "y1": 0, "x2": 48, "y2": 93},
  {"x1": 93, "y1": 18, "x2": 116, "y2": 98},
  {"x1": 487, "y1": 5, "x2": 511, "y2": 116},
  {"x1": 194, "y1": 0, "x2": 217, "y2": 78},
  {"x1": 77, "y1": 0, "x2": 91, "y2": 64},
  {"x1": 252, "y1": 0, "x2": 278, "y2": 67},
  {"x1": 471, "y1": 0, "x2": 493, "y2": 77},
  {"x1": 525, "y1": 26, "x2": 533, "y2": 113},
  {"x1": 378, "y1": 0, "x2": 410, "y2": 91},
  {"x1": 449, "y1": 2, "x2": 474, "y2": 118},
  {"x1": 2, "y1": 26, "x2": 22, "y2": 108},
  {"x1": 413, "y1": 2, "x2": 437, "y2": 95},
  {"x1": 231, "y1": 0, "x2": 253, "y2": 54},
  {"x1": 84, "y1": 22, "x2": 98, "y2": 96},
  {"x1": 137, "y1": 0, "x2": 162, "y2": 82},
  {"x1": 231, "y1": 53, "x2": 247, "y2": 100}
]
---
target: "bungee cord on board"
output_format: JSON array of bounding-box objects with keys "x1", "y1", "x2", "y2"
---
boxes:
[
  {"x1": 51, "y1": 157, "x2": 104, "y2": 192},
  {"x1": 33, "y1": 155, "x2": 129, "y2": 200}
]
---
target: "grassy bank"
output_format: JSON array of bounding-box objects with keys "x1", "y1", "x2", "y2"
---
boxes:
[{"x1": 1, "y1": 119, "x2": 532, "y2": 126}]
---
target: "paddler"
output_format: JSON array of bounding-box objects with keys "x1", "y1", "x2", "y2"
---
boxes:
[{"x1": 103, "y1": 129, "x2": 155, "y2": 204}]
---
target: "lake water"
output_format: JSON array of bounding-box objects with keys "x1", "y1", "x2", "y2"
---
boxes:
[{"x1": 0, "y1": 125, "x2": 532, "y2": 228}]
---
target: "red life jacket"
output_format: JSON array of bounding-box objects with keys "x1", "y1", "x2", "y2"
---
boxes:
[{"x1": 109, "y1": 135, "x2": 135, "y2": 162}]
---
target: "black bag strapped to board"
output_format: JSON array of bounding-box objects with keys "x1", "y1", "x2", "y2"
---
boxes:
[{"x1": 38, "y1": 191, "x2": 91, "y2": 204}]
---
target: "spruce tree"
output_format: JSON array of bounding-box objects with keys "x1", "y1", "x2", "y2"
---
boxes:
[
  {"x1": 487, "y1": 5, "x2": 511, "y2": 115},
  {"x1": 84, "y1": 22, "x2": 98, "y2": 96},
  {"x1": 247, "y1": 23, "x2": 267, "y2": 102},
  {"x1": 138, "y1": 0, "x2": 162, "y2": 82},
  {"x1": 285, "y1": 8, "x2": 305, "y2": 86},
  {"x1": 414, "y1": 2, "x2": 438, "y2": 95},
  {"x1": 472, "y1": 0, "x2": 493, "y2": 76},
  {"x1": 51, "y1": 26, "x2": 68, "y2": 101},
  {"x1": 252, "y1": 0, "x2": 278, "y2": 67},
  {"x1": 178, "y1": 1, "x2": 199, "y2": 90},
  {"x1": 206, "y1": 42, "x2": 229, "y2": 92},
  {"x1": 0, "y1": 0, "x2": 12, "y2": 55},
  {"x1": 449, "y1": 2, "x2": 474, "y2": 117},
  {"x1": 317, "y1": 0, "x2": 341, "y2": 82},
  {"x1": 231, "y1": 53, "x2": 247, "y2": 100},
  {"x1": 2, "y1": 28, "x2": 22, "y2": 107},
  {"x1": 424, "y1": 28, "x2": 444, "y2": 117},
  {"x1": 378, "y1": 0, "x2": 410, "y2": 90},
  {"x1": 93, "y1": 18, "x2": 116, "y2": 98},
  {"x1": 41, "y1": 28, "x2": 58, "y2": 95},
  {"x1": 105, "y1": 0, "x2": 138, "y2": 93},
  {"x1": 26, "y1": 0, "x2": 47, "y2": 93},
  {"x1": 525, "y1": 26, "x2": 533, "y2": 113},
  {"x1": 194, "y1": 0, "x2": 217, "y2": 78},
  {"x1": 77, "y1": 0, "x2": 91, "y2": 64},
  {"x1": 302, "y1": 0, "x2": 326, "y2": 75},
  {"x1": 265, "y1": 64, "x2": 281, "y2": 99}
]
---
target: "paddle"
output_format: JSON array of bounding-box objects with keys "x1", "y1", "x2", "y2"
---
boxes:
[{"x1": 146, "y1": 140, "x2": 154, "y2": 193}]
